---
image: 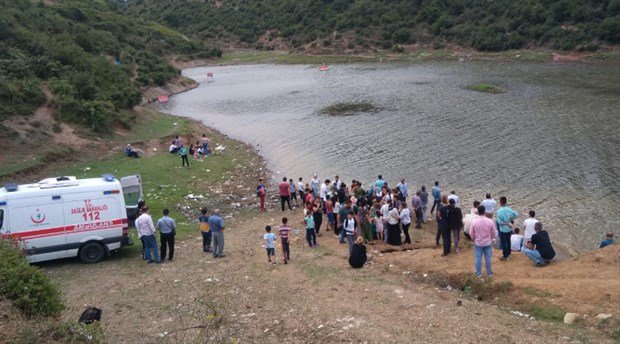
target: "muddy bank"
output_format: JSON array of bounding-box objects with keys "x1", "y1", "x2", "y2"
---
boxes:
[{"x1": 141, "y1": 76, "x2": 199, "y2": 105}]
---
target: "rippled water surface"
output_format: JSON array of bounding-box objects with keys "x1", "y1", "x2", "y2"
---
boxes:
[{"x1": 159, "y1": 62, "x2": 620, "y2": 251}]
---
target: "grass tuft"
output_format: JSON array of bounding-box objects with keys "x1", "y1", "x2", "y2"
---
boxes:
[{"x1": 465, "y1": 83, "x2": 504, "y2": 94}]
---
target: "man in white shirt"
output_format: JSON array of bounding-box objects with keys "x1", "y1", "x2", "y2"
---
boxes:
[
  {"x1": 481, "y1": 193, "x2": 497, "y2": 215},
  {"x1": 320, "y1": 179, "x2": 329, "y2": 201},
  {"x1": 447, "y1": 190, "x2": 461, "y2": 208},
  {"x1": 523, "y1": 210, "x2": 539, "y2": 246},
  {"x1": 135, "y1": 207, "x2": 160, "y2": 264}
]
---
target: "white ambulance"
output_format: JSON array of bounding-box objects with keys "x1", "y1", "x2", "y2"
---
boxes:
[{"x1": 0, "y1": 174, "x2": 142, "y2": 264}]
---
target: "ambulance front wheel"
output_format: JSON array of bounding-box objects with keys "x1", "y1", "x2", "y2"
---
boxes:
[{"x1": 79, "y1": 242, "x2": 106, "y2": 264}]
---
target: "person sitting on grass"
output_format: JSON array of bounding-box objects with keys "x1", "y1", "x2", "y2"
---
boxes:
[
  {"x1": 598, "y1": 232, "x2": 615, "y2": 249},
  {"x1": 349, "y1": 236, "x2": 367, "y2": 269},
  {"x1": 169, "y1": 140, "x2": 178, "y2": 154},
  {"x1": 522, "y1": 222, "x2": 555, "y2": 267},
  {"x1": 124, "y1": 144, "x2": 140, "y2": 158},
  {"x1": 510, "y1": 228, "x2": 524, "y2": 252}
]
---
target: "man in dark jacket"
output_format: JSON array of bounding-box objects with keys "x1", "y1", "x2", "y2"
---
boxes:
[{"x1": 447, "y1": 198, "x2": 463, "y2": 254}]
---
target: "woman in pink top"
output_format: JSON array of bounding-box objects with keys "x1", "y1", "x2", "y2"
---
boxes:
[{"x1": 469, "y1": 205, "x2": 497, "y2": 278}]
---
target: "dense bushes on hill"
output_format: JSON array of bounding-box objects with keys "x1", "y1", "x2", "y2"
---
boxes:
[
  {"x1": 123, "y1": 0, "x2": 619, "y2": 52},
  {"x1": 0, "y1": 0, "x2": 221, "y2": 131}
]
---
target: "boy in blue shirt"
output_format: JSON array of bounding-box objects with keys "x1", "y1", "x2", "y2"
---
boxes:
[{"x1": 264, "y1": 226, "x2": 276, "y2": 264}]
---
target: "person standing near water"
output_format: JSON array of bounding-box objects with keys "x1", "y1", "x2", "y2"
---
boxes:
[
  {"x1": 278, "y1": 217, "x2": 291, "y2": 263},
  {"x1": 396, "y1": 179, "x2": 408, "y2": 202},
  {"x1": 437, "y1": 196, "x2": 451, "y2": 256},
  {"x1": 431, "y1": 181, "x2": 441, "y2": 214},
  {"x1": 399, "y1": 201, "x2": 412, "y2": 244},
  {"x1": 411, "y1": 191, "x2": 423, "y2": 229},
  {"x1": 279, "y1": 177, "x2": 293, "y2": 211},
  {"x1": 523, "y1": 210, "x2": 539, "y2": 247},
  {"x1": 178, "y1": 145, "x2": 189, "y2": 167},
  {"x1": 387, "y1": 202, "x2": 402, "y2": 246},
  {"x1": 420, "y1": 186, "x2": 429, "y2": 223},
  {"x1": 201, "y1": 133, "x2": 209, "y2": 156},
  {"x1": 343, "y1": 211, "x2": 357, "y2": 254},
  {"x1": 289, "y1": 179, "x2": 298, "y2": 208},
  {"x1": 297, "y1": 177, "x2": 306, "y2": 207},
  {"x1": 256, "y1": 178, "x2": 267, "y2": 212},
  {"x1": 481, "y1": 194, "x2": 497, "y2": 215},
  {"x1": 448, "y1": 198, "x2": 463, "y2": 254},
  {"x1": 380, "y1": 199, "x2": 391, "y2": 242},
  {"x1": 470, "y1": 205, "x2": 497, "y2": 277},
  {"x1": 303, "y1": 210, "x2": 317, "y2": 248},
  {"x1": 359, "y1": 202, "x2": 372, "y2": 243},
  {"x1": 310, "y1": 174, "x2": 321, "y2": 198},
  {"x1": 447, "y1": 190, "x2": 461, "y2": 208},
  {"x1": 497, "y1": 196, "x2": 518, "y2": 261}
]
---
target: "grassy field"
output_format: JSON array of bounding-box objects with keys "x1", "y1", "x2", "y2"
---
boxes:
[{"x1": 44, "y1": 110, "x2": 261, "y2": 257}]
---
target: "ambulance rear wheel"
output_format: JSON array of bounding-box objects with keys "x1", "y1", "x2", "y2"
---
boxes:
[{"x1": 79, "y1": 242, "x2": 105, "y2": 264}]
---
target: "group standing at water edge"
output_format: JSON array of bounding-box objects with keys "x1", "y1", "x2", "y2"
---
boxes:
[
  {"x1": 250, "y1": 172, "x2": 616, "y2": 275},
  {"x1": 131, "y1": 165, "x2": 614, "y2": 274}
]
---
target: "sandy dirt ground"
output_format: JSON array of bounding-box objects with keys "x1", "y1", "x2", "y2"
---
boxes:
[{"x1": 33, "y1": 206, "x2": 617, "y2": 344}]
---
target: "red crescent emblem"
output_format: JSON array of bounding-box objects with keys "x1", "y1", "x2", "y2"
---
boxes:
[{"x1": 31, "y1": 210, "x2": 46, "y2": 224}]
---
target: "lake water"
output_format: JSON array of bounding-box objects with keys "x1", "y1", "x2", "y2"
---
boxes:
[{"x1": 158, "y1": 62, "x2": 620, "y2": 252}]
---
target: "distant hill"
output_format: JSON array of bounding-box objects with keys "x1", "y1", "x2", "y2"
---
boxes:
[
  {"x1": 0, "y1": 0, "x2": 220, "y2": 133},
  {"x1": 122, "y1": 0, "x2": 619, "y2": 53}
]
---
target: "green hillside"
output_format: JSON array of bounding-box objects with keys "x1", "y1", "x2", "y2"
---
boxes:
[
  {"x1": 0, "y1": 0, "x2": 220, "y2": 132},
  {"x1": 123, "y1": 0, "x2": 619, "y2": 52}
]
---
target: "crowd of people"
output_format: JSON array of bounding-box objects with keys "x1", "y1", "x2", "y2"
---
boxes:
[
  {"x1": 132, "y1": 167, "x2": 615, "y2": 276},
  {"x1": 167, "y1": 134, "x2": 212, "y2": 167},
  {"x1": 255, "y1": 173, "x2": 604, "y2": 273}
]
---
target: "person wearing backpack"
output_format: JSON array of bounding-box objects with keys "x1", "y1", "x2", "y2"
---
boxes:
[
  {"x1": 198, "y1": 208, "x2": 211, "y2": 253},
  {"x1": 178, "y1": 145, "x2": 189, "y2": 167},
  {"x1": 156, "y1": 208, "x2": 176, "y2": 261}
]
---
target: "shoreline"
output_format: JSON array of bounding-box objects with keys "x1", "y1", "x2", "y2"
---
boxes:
[{"x1": 170, "y1": 48, "x2": 620, "y2": 69}]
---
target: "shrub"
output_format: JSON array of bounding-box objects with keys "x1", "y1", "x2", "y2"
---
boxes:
[{"x1": 0, "y1": 240, "x2": 65, "y2": 318}]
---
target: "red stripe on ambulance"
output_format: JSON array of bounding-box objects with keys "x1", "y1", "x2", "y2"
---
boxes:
[{"x1": 1, "y1": 219, "x2": 125, "y2": 240}]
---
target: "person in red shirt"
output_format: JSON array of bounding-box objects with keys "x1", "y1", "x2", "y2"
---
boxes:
[
  {"x1": 279, "y1": 177, "x2": 292, "y2": 211},
  {"x1": 256, "y1": 178, "x2": 267, "y2": 212},
  {"x1": 305, "y1": 187, "x2": 314, "y2": 212}
]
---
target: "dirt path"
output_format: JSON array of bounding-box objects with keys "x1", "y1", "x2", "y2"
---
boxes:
[{"x1": 42, "y1": 208, "x2": 615, "y2": 343}]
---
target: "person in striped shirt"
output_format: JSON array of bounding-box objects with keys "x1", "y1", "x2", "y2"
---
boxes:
[{"x1": 279, "y1": 217, "x2": 291, "y2": 264}]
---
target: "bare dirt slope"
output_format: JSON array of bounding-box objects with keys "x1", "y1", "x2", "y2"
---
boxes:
[{"x1": 37, "y1": 208, "x2": 615, "y2": 343}]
